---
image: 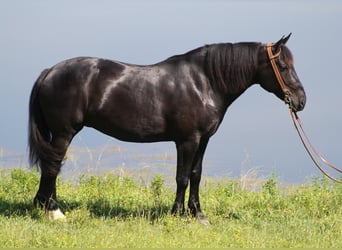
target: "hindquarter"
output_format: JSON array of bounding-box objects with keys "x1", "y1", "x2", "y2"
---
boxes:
[{"x1": 38, "y1": 58, "x2": 102, "y2": 134}]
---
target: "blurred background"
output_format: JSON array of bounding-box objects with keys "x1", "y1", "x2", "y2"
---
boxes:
[{"x1": 1, "y1": 0, "x2": 341, "y2": 183}]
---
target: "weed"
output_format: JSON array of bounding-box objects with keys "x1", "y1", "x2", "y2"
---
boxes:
[
  {"x1": 151, "y1": 175, "x2": 164, "y2": 199},
  {"x1": 262, "y1": 174, "x2": 278, "y2": 196}
]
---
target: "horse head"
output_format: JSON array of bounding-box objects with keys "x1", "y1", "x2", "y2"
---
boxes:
[{"x1": 257, "y1": 34, "x2": 306, "y2": 112}]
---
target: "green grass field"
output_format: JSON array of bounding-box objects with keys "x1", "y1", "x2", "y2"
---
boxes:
[{"x1": 0, "y1": 168, "x2": 341, "y2": 248}]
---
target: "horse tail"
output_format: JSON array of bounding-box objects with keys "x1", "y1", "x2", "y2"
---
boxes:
[{"x1": 28, "y1": 69, "x2": 60, "y2": 175}]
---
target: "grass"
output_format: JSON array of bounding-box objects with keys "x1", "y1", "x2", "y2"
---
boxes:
[{"x1": 0, "y1": 168, "x2": 341, "y2": 248}]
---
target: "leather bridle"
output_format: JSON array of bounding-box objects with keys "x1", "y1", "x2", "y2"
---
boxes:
[
  {"x1": 266, "y1": 43, "x2": 293, "y2": 109},
  {"x1": 266, "y1": 43, "x2": 342, "y2": 183}
]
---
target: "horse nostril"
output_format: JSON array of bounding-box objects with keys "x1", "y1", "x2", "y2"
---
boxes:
[{"x1": 300, "y1": 96, "x2": 306, "y2": 110}]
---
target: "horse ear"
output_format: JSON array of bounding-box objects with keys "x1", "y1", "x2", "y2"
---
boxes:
[
  {"x1": 273, "y1": 33, "x2": 292, "y2": 52},
  {"x1": 282, "y1": 33, "x2": 292, "y2": 44}
]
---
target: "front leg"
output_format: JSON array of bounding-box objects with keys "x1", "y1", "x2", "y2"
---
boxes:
[
  {"x1": 188, "y1": 137, "x2": 210, "y2": 225},
  {"x1": 171, "y1": 139, "x2": 199, "y2": 216}
]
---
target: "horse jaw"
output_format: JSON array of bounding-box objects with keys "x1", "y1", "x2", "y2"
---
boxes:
[{"x1": 46, "y1": 208, "x2": 66, "y2": 221}]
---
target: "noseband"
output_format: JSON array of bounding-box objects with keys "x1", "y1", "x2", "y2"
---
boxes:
[
  {"x1": 266, "y1": 43, "x2": 342, "y2": 183},
  {"x1": 266, "y1": 43, "x2": 292, "y2": 109}
]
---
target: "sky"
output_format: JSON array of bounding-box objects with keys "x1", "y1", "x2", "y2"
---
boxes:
[{"x1": 0, "y1": 0, "x2": 341, "y2": 183}]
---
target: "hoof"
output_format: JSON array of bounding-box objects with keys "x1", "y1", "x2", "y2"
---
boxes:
[
  {"x1": 196, "y1": 212, "x2": 210, "y2": 225},
  {"x1": 46, "y1": 208, "x2": 66, "y2": 221}
]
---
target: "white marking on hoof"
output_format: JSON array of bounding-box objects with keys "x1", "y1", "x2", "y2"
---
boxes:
[{"x1": 46, "y1": 208, "x2": 66, "y2": 221}]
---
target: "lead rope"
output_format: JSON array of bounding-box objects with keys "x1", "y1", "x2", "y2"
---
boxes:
[
  {"x1": 266, "y1": 43, "x2": 342, "y2": 183},
  {"x1": 290, "y1": 109, "x2": 342, "y2": 183}
]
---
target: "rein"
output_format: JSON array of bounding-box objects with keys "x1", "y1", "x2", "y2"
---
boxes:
[{"x1": 266, "y1": 43, "x2": 342, "y2": 183}]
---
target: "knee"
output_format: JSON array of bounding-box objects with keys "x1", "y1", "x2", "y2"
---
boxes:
[
  {"x1": 191, "y1": 169, "x2": 202, "y2": 182},
  {"x1": 176, "y1": 176, "x2": 189, "y2": 188}
]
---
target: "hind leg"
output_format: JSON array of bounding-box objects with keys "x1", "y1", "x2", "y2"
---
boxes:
[
  {"x1": 34, "y1": 171, "x2": 66, "y2": 220},
  {"x1": 34, "y1": 133, "x2": 73, "y2": 220}
]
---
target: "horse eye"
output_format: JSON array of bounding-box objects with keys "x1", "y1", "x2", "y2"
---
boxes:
[{"x1": 279, "y1": 63, "x2": 288, "y2": 72}]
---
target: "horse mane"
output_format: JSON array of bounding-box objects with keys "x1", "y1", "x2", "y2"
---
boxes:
[{"x1": 204, "y1": 42, "x2": 261, "y2": 94}]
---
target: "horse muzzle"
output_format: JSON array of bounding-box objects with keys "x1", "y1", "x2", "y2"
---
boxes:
[{"x1": 286, "y1": 91, "x2": 306, "y2": 112}]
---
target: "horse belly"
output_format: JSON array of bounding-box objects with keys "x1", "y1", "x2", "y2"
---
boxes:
[
  {"x1": 86, "y1": 98, "x2": 168, "y2": 143},
  {"x1": 89, "y1": 117, "x2": 168, "y2": 143}
]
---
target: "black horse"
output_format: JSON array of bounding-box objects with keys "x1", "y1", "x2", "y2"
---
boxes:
[{"x1": 29, "y1": 34, "x2": 306, "y2": 223}]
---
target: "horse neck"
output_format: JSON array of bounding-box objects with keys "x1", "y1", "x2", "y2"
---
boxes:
[{"x1": 203, "y1": 43, "x2": 260, "y2": 107}]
